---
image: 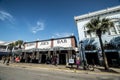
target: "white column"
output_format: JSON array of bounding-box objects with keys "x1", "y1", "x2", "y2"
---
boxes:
[
  {"x1": 66, "y1": 53, "x2": 69, "y2": 66},
  {"x1": 39, "y1": 54, "x2": 42, "y2": 63},
  {"x1": 114, "y1": 24, "x2": 119, "y2": 34},
  {"x1": 36, "y1": 52, "x2": 39, "y2": 59},
  {"x1": 57, "y1": 54, "x2": 59, "y2": 64}
]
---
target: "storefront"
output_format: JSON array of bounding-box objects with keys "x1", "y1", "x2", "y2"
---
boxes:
[
  {"x1": 21, "y1": 36, "x2": 77, "y2": 65},
  {"x1": 85, "y1": 50, "x2": 100, "y2": 65},
  {"x1": 105, "y1": 50, "x2": 120, "y2": 67},
  {"x1": 85, "y1": 49, "x2": 120, "y2": 67}
]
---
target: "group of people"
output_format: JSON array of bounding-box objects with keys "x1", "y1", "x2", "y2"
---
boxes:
[
  {"x1": 2, "y1": 56, "x2": 11, "y2": 65},
  {"x1": 46, "y1": 55, "x2": 58, "y2": 65},
  {"x1": 1, "y1": 55, "x2": 81, "y2": 69},
  {"x1": 2, "y1": 56, "x2": 21, "y2": 65},
  {"x1": 47, "y1": 55, "x2": 81, "y2": 69}
]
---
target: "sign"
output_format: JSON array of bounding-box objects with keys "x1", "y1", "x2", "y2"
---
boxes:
[
  {"x1": 69, "y1": 59, "x2": 74, "y2": 64},
  {"x1": 53, "y1": 38, "x2": 72, "y2": 47},
  {"x1": 37, "y1": 41, "x2": 51, "y2": 49},
  {"x1": 25, "y1": 43, "x2": 36, "y2": 50}
]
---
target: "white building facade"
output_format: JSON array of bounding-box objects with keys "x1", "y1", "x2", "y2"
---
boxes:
[
  {"x1": 75, "y1": 5, "x2": 120, "y2": 43},
  {"x1": 74, "y1": 5, "x2": 120, "y2": 67},
  {"x1": 0, "y1": 41, "x2": 12, "y2": 60},
  {"x1": 21, "y1": 36, "x2": 77, "y2": 65}
]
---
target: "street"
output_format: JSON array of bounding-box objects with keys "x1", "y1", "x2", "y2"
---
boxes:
[{"x1": 0, "y1": 64, "x2": 120, "y2": 80}]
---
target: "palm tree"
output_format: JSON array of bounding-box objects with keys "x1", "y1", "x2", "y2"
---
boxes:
[
  {"x1": 8, "y1": 43, "x2": 15, "y2": 51},
  {"x1": 85, "y1": 17, "x2": 114, "y2": 70},
  {"x1": 8, "y1": 40, "x2": 23, "y2": 56},
  {"x1": 8, "y1": 42, "x2": 15, "y2": 56},
  {"x1": 16, "y1": 40, "x2": 23, "y2": 48}
]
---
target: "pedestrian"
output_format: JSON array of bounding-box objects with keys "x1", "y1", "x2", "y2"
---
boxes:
[
  {"x1": 54, "y1": 55, "x2": 57, "y2": 66},
  {"x1": 51, "y1": 56, "x2": 54, "y2": 65},
  {"x1": 15, "y1": 56, "x2": 20, "y2": 63},
  {"x1": 46, "y1": 57, "x2": 50, "y2": 64},
  {"x1": 2, "y1": 56, "x2": 6, "y2": 64},
  {"x1": 76, "y1": 57, "x2": 80, "y2": 69},
  {"x1": 6, "y1": 56, "x2": 10, "y2": 65}
]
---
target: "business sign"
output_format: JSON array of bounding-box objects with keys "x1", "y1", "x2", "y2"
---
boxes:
[
  {"x1": 53, "y1": 38, "x2": 72, "y2": 47},
  {"x1": 69, "y1": 59, "x2": 74, "y2": 64},
  {"x1": 25, "y1": 42, "x2": 36, "y2": 50},
  {"x1": 37, "y1": 41, "x2": 51, "y2": 49}
]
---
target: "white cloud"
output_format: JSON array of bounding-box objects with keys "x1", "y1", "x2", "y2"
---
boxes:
[
  {"x1": 53, "y1": 32, "x2": 74, "y2": 38},
  {"x1": 32, "y1": 21, "x2": 45, "y2": 34},
  {"x1": 0, "y1": 10, "x2": 14, "y2": 23}
]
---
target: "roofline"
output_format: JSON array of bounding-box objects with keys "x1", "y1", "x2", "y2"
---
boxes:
[
  {"x1": 24, "y1": 35, "x2": 76, "y2": 44},
  {"x1": 74, "y1": 5, "x2": 120, "y2": 21}
]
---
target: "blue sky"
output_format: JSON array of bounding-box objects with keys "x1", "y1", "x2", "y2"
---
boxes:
[{"x1": 0, "y1": 0, "x2": 120, "y2": 42}]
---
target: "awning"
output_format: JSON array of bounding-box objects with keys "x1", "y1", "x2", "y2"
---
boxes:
[
  {"x1": 104, "y1": 49, "x2": 118, "y2": 52},
  {"x1": 0, "y1": 51, "x2": 10, "y2": 55},
  {"x1": 22, "y1": 47, "x2": 75, "y2": 52},
  {"x1": 85, "y1": 50, "x2": 98, "y2": 53},
  {"x1": 22, "y1": 48, "x2": 36, "y2": 52}
]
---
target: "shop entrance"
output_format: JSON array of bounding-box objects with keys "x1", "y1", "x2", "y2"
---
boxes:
[
  {"x1": 59, "y1": 54, "x2": 66, "y2": 64},
  {"x1": 105, "y1": 52, "x2": 119, "y2": 67},
  {"x1": 41, "y1": 54, "x2": 46, "y2": 63},
  {"x1": 22, "y1": 52, "x2": 32, "y2": 63},
  {"x1": 85, "y1": 52, "x2": 99, "y2": 65}
]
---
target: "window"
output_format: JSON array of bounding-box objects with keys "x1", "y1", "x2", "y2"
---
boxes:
[
  {"x1": 91, "y1": 32, "x2": 96, "y2": 37},
  {"x1": 84, "y1": 26, "x2": 87, "y2": 31},
  {"x1": 116, "y1": 22, "x2": 120, "y2": 34},
  {"x1": 0, "y1": 45, "x2": 7, "y2": 51},
  {"x1": 116, "y1": 25, "x2": 120, "y2": 34},
  {"x1": 84, "y1": 31, "x2": 87, "y2": 37},
  {"x1": 84, "y1": 31, "x2": 91, "y2": 38},
  {"x1": 114, "y1": 21, "x2": 120, "y2": 34},
  {"x1": 110, "y1": 26, "x2": 117, "y2": 35}
]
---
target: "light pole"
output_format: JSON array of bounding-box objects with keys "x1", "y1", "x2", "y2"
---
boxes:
[{"x1": 80, "y1": 41, "x2": 87, "y2": 70}]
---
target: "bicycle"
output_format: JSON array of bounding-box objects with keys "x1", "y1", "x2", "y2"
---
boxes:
[{"x1": 85, "y1": 64, "x2": 95, "y2": 71}]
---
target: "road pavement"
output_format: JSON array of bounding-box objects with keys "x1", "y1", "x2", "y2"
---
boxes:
[{"x1": 0, "y1": 63, "x2": 120, "y2": 80}]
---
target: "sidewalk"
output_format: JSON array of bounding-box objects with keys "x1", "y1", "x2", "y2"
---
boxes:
[
  {"x1": 0, "y1": 60, "x2": 120, "y2": 75},
  {"x1": 7, "y1": 63, "x2": 120, "y2": 75}
]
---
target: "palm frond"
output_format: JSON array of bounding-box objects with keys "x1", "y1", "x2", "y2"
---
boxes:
[
  {"x1": 86, "y1": 22, "x2": 96, "y2": 31},
  {"x1": 85, "y1": 17, "x2": 114, "y2": 36}
]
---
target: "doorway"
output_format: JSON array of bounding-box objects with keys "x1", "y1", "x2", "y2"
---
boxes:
[
  {"x1": 85, "y1": 52, "x2": 99, "y2": 65},
  {"x1": 59, "y1": 54, "x2": 66, "y2": 64},
  {"x1": 105, "y1": 52, "x2": 119, "y2": 67},
  {"x1": 41, "y1": 54, "x2": 46, "y2": 63}
]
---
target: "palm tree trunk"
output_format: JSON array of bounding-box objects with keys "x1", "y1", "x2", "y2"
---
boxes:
[{"x1": 98, "y1": 35, "x2": 109, "y2": 70}]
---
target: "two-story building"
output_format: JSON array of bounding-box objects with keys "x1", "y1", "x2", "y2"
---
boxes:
[{"x1": 74, "y1": 5, "x2": 120, "y2": 67}]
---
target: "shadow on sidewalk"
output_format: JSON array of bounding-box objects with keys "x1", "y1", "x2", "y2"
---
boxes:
[
  {"x1": 66, "y1": 66, "x2": 84, "y2": 70},
  {"x1": 96, "y1": 67, "x2": 120, "y2": 74},
  {"x1": 66, "y1": 65, "x2": 120, "y2": 74}
]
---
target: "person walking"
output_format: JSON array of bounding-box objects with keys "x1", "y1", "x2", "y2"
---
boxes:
[
  {"x1": 54, "y1": 55, "x2": 57, "y2": 66},
  {"x1": 2, "y1": 56, "x2": 6, "y2": 64},
  {"x1": 76, "y1": 57, "x2": 80, "y2": 69},
  {"x1": 6, "y1": 56, "x2": 10, "y2": 65}
]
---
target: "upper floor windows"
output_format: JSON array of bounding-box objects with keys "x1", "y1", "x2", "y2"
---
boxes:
[
  {"x1": 115, "y1": 22, "x2": 120, "y2": 34},
  {"x1": 116, "y1": 24, "x2": 120, "y2": 34},
  {"x1": 109, "y1": 26, "x2": 117, "y2": 35}
]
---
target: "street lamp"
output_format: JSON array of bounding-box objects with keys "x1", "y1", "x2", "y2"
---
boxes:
[{"x1": 79, "y1": 41, "x2": 87, "y2": 70}]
